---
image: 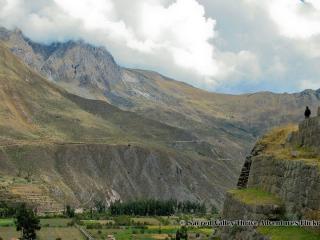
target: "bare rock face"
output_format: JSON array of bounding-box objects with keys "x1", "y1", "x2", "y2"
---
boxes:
[
  {"x1": 0, "y1": 27, "x2": 122, "y2": 100},
  {"x1": 0, "y1": 144, "x2": 226, "y2": 209},
  {"x1": 37, "y1": 41, "x2": 122, "y2": 89}
]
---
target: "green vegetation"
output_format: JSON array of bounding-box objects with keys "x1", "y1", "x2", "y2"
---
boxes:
[
  {"x1": 37, "y1": 227, "x2": 85, "y2": 240},
  {"x1": 40, "y1": 218, "x2": 72, "y2": 227},
  {"x1": 229, "y1": 188, "x2": 282, "y2": 205},
  {"x1": 0, "y1": 202, "x2": 16, "y2": 218},
  {"x1": 0, "y1": 214, "x2": 215, "y2": 240},
  {"x1": 15, "y1": 204, "x2": 41, "y2": 240},
  {"x1": 0, "y1": 218, "x2": 14, "y2": 226},
  {"x1": 0, "y1": 226, "x2": 85, "y2": 240},
  {"x1": 85, "y1": 222, "x2": 213, "y2": 240},
  {"x1": 110, "y1": 199, "x2": 206, "y2": 216},
  {"x1": 258, "y1": 227, "x2": 320, "y2": 240},
  {"x1": 65, "y1": 205, "x2": 75, "y2": 218}
]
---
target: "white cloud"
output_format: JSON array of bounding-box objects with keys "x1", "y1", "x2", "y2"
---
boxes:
[
  {"x1": 299, "y1": 79, "x2": 320, "y2": 90},
  {"x1": 215, "y1": 50, "x2": 261, "y2": 86},
  {"x1": 0, "y1": 0, "x2": 220, "y2": 86},
  {"x1": 251, "y1": 0, "x2": 320, "y2": 39},
  {"x1": 1, "y1": 0, "x2": 319, "y2": 93}
]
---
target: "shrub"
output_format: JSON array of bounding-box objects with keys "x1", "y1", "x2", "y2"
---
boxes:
[{"x1": 86, "y1": 223, "x2": 102, "y2": 229}]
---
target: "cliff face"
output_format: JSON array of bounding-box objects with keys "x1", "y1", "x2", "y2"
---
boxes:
[
  {"x1": 0, "y1": 143, "x2": 228, "y2": 212},
  {"x1": 220, "y1": 117, "x2": 320, "y2": 239}
]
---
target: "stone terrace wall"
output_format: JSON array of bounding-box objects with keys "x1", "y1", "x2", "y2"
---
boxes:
[
  {"x1": 290, "y1": 109, "x2": 320, "y2": 152},
  {"x1": 248, "y1": 155, "x2": 320, "y2": 219}
]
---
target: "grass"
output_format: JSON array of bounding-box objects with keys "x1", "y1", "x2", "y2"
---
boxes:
[
  {"x1": 258, "y1": 124, "x2": 320, "y2": 167},
  {"x1": 229, "y1": 188, "x2": 282, "y2": 206},
  {"x1": 0, "y1": 226, "x2": 84, "y2": 240},
  {"x1": 131, "y1": 217, "x2": 160, "y2": 225},
  {"x1": 40, "y1": 218, "x2": 72, "y2": 227},
  {"x1": 37, "y1": 227, "x2": 85, "y2": 240},
  {"x1": 259, "y1": 124, "x2": 298, "y2": 148},
  {"x1": 258, "y1": 227, "x2": 320, "y2": 240},
  {"x1": 81, "y1": 219, "x2": 114, "y2": 225},
  {"x1": 0, "y1": 218, "x2": 14, "y2": 226},
  {"x1": 84, "y1": 221, "x2": 213, "y2": 240},
  {"x1": 0, "y1": 227, "x2": 20, "y2": 239}
]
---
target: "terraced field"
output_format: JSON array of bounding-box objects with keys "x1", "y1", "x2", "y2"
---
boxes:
[{"x1": 0, "y1": 176, "x2": 63, "y2": 214}]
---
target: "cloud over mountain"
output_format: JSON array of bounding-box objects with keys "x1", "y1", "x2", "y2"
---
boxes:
[
  {"x1": 0, "y1": 0, "x2": 320, "y2": 93},
  {"x1": 0, "y1": 0, "x2": 222, "y2": 87}
]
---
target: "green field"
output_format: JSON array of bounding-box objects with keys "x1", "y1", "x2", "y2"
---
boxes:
[
  {"x1": 258, "y1": 227, "x2": 320, "y2": 240},
  {"x1": 80, "y1": 219, "x2": 115, "y2": 225},
  {"x1": 131, "y1": 217, "x2": 160, "y2": 225},
  {"x1": 40, "y1": 218, "x2": 72, "y2": 227},
  {"x1": 0, "y1": 226, "x2": 84, "y2": 240},
  {"x1": 229, "y1": 188, "x2": 282, "y2": 205},
  {"x1": 87, "y1": 227, "x2": 213, "y2": 240},
  {"x1": 0, "y1": 219, "x2": 14, "y2": 227},
  {"x1": 38, "y1": 227, "x2": 85, "y2": 240}
]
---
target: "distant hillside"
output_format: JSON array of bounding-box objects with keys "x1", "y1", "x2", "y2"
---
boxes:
[{"x1": 0, "y1": 43, "x2": 235, "y2": 210}]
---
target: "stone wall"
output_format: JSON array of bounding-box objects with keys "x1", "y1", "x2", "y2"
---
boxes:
[
  {"x1": 222, "y1": 192, "x2": 283, "y2": 221},
  {"x1": 221, "y1": 117, "x2": 320, "y2": 239},
  {"x1": 237, "y1": 144, "x2": 266, "y2": 189},
  {"x1": 248, "y1": 155, "x2": 320, "y2": 219},
  {"x1": 290, "y1": 114, "x2": 320, "y2": 152}
]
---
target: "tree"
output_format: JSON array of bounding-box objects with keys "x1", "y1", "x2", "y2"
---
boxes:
[
  {"x1": 65, "y1": 205, "x2": 75, "y2": 218},
  {"x1": 94, "y1": 199, "x2": 106, "y2": 213},
  {"x1": 179, "y1": 226, "x2": 188, "y2": 240},
  {"x1": 211, "y1": 205, "x2": 218, "y2": 215},
  {"x1": 15, "y1": 204, "x2": 41, "y2": 240}
]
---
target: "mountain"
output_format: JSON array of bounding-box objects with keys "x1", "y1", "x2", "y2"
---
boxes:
[
  {"x1": 2, "y1": 27, "x2": 320, "y2": 168},
  {"x1": 1, "y1": 27, "x2": 320, "y2": 210},
  {"x1": 0, "y1": 42, "x2": 235, "y2": 212}
]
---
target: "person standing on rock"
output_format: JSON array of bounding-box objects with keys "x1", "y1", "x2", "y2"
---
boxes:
[{"x1": 305, "y1": 106, "x2": 311, "y2": 119}]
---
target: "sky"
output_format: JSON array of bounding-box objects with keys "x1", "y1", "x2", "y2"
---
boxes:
[{"x1": 0, "y1": 0, "x2": 320, "y2": 94}]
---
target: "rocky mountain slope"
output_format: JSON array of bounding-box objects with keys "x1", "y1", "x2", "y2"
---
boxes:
[
  {"x1": 2, "y1": 27, "x2": 320, "y2": 175},
  {"x1": 0, "y1": 43, "x2": 236, "y2": 211},
  {"x1": 219, "y1": 118, "x2": 320, "y2": 239}
]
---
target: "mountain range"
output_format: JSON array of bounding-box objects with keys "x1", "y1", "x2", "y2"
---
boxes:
[{"x1": 0, "y1": 27, "x2": 320, "y2": 210}]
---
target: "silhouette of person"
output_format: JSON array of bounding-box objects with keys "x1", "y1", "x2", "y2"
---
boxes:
[{"x1": 305, "y1": 106, "x2": 311, "y2": 119}]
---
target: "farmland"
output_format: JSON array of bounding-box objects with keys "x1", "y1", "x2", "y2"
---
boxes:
[{"x1": 0, "y1": 216, "x2": 215, "y2": 240}]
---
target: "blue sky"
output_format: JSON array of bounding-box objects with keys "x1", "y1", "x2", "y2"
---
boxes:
[{"x1": 0, "y1": 0, "x2": 320, "y2": 94}]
